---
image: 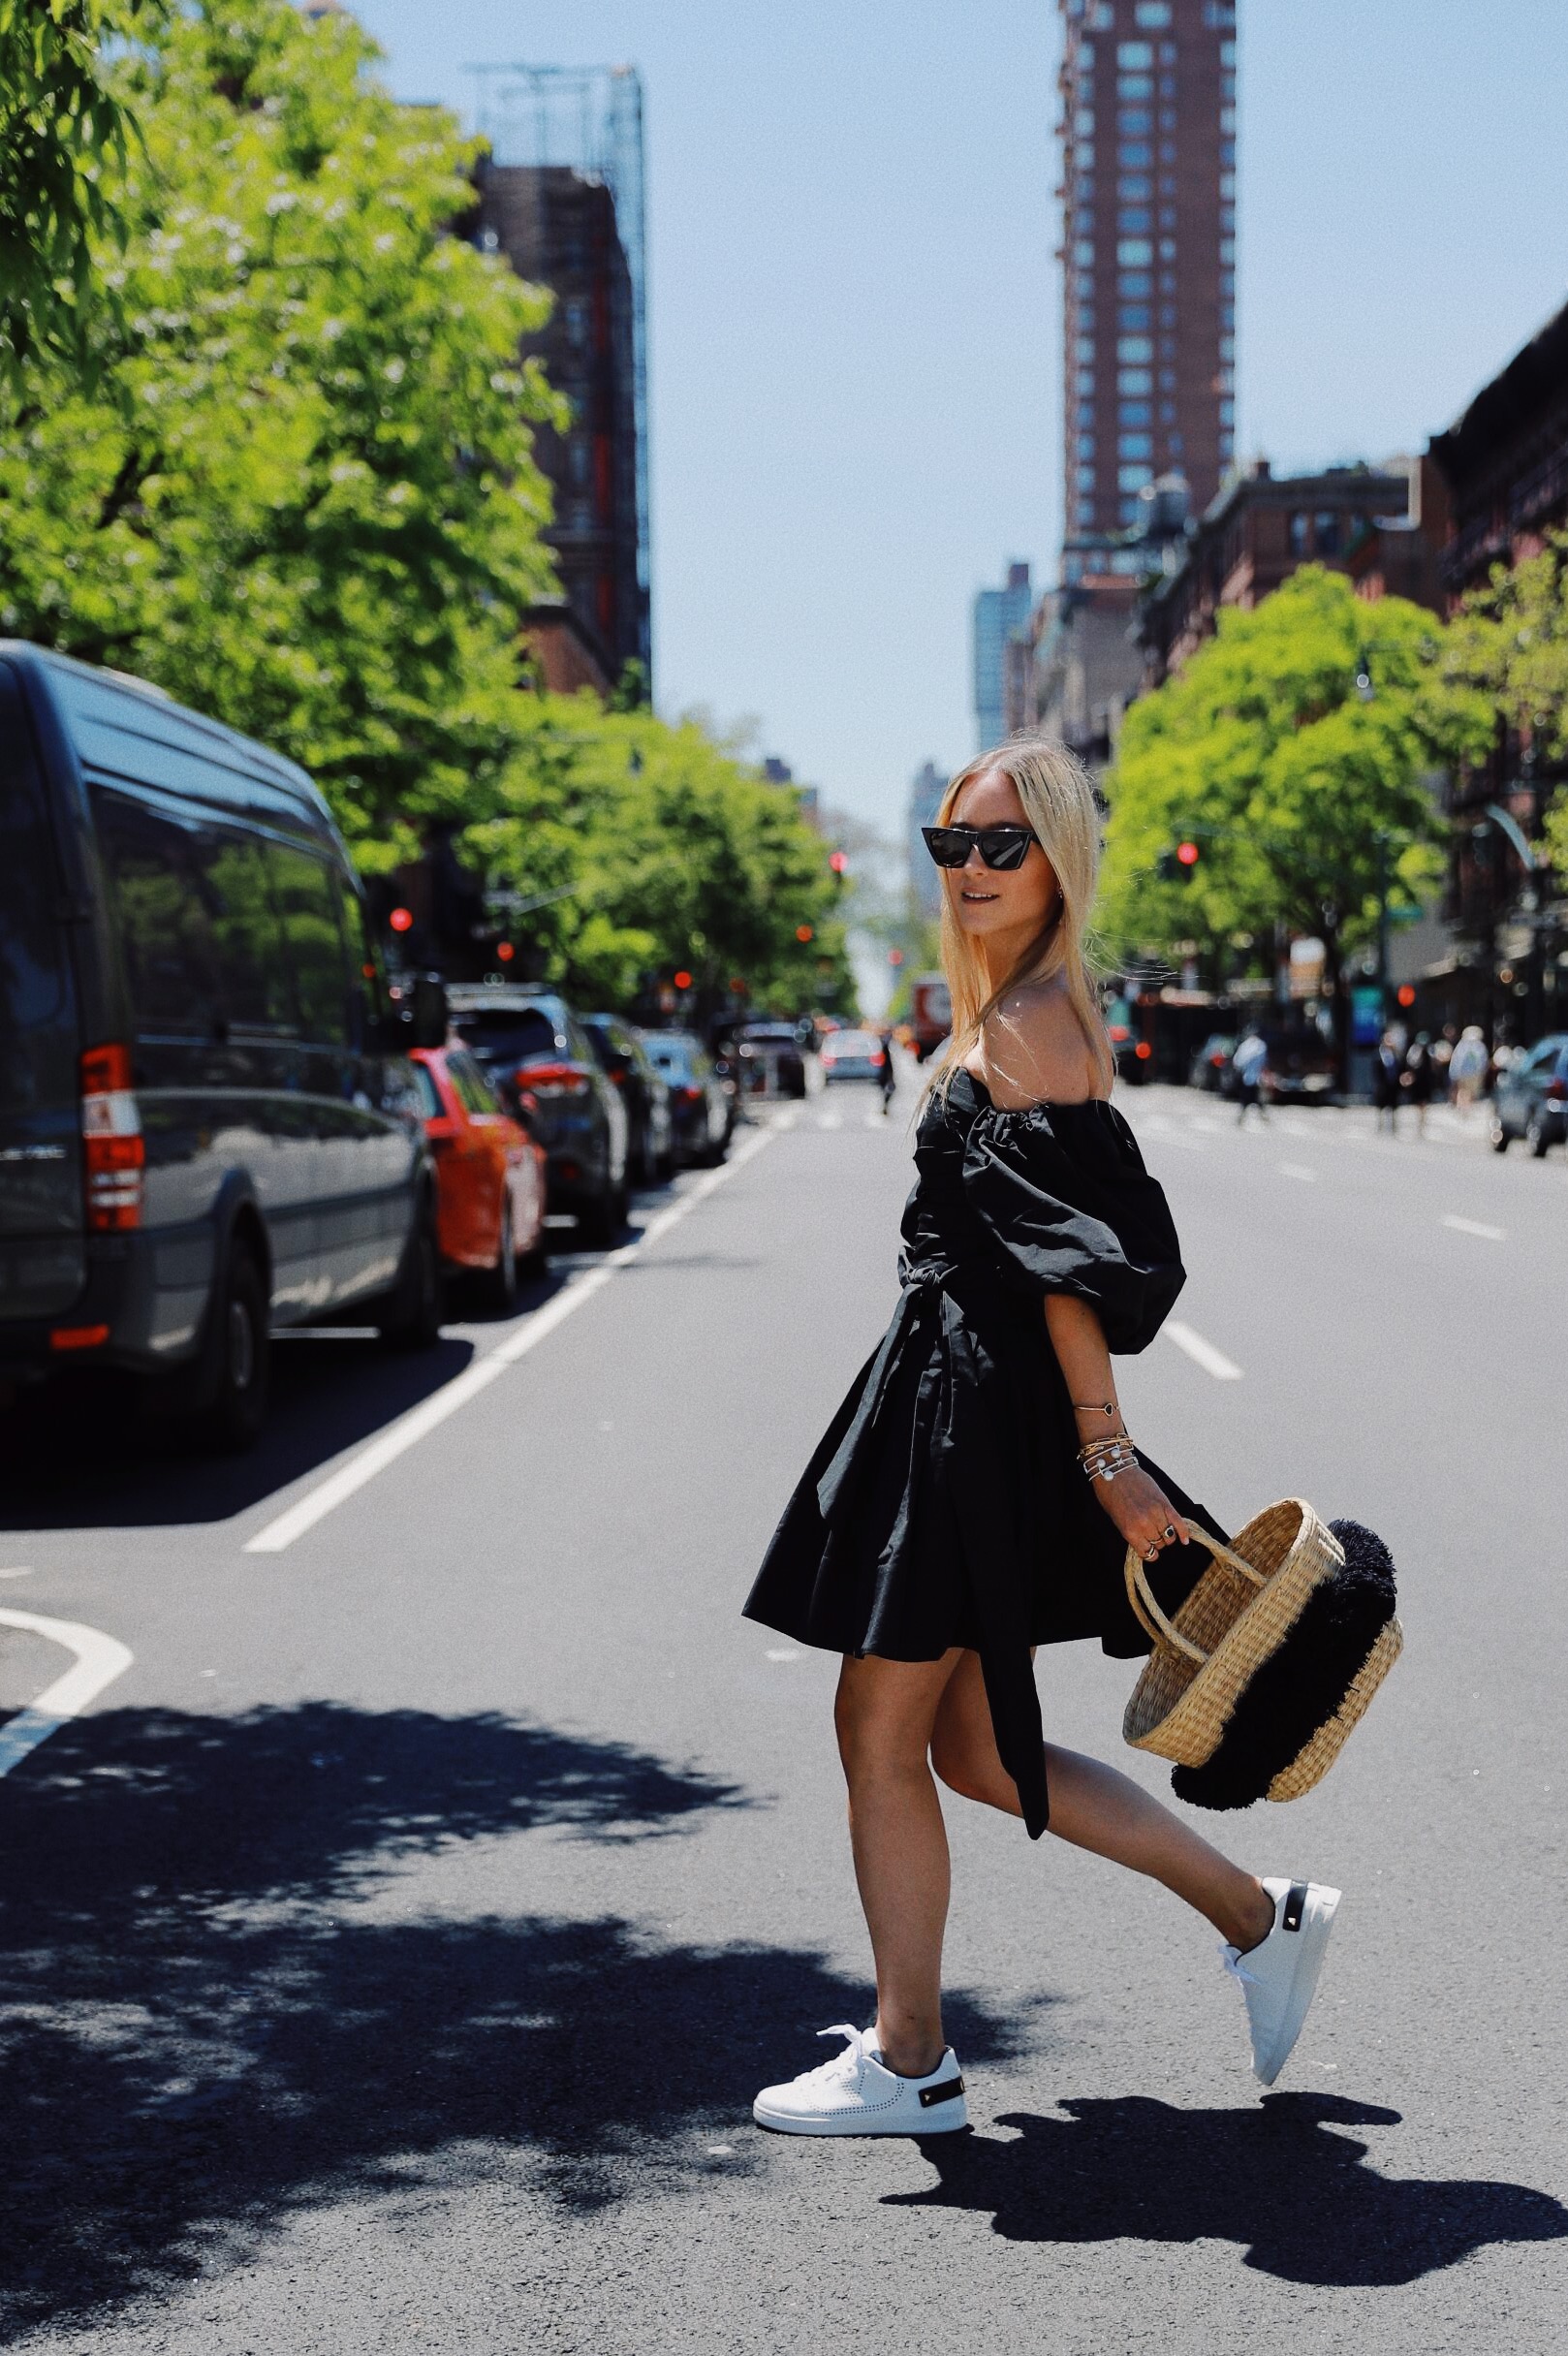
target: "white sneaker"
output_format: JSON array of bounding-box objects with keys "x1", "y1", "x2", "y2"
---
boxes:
[
  {"x1": 752, "y1": 2024, "x2": 968, "y2": 2136},
  {"x1": 1221, "y1": 1876, "x2": 1342, "y2": 2087}
]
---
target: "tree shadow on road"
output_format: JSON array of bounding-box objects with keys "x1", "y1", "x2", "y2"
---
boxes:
[
  {"x1": 0, "y1": 1702, "x2": 1018, "y2": 2335},
  {"x1": 888, "y1": 2094, "x2": 1568, "y2": 2287}
]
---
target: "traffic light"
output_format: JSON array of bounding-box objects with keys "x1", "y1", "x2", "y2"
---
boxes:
[
  {"x1": 1156, "y1": 840, "x2": 1201, "y2": 883},
  {"x1": 829, "y1": 849, "x2": 849, "y2": 875}
]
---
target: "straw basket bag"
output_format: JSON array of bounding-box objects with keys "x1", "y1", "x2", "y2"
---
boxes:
[{"x1": 1121, "y1": 1498, "x2": 1402, "y2": 1806}]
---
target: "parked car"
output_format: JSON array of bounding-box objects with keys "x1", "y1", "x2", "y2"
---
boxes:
[
  {"x1": 409, "y1": 1045, "x2": 547, "y2": 1308},
  {"x1": 581, "y1": 1014, "x2": 674, "y2": 1183},
  {"x1": 1189, "y1": 1032, "x2": 1239, "y2": 1092},
  {"x1": 820, "y1": 1028, "x2": 887, "y2": 1084},
  {"x1": 734, "y1": 1021, "x2": 807, "y2": 1100},
  {"x1": 0, "y1": 643, "x2": 442, "y2": 1451},
  {"x1": 640, "y1": 1030, "x2": 732, "y2": 1165},
  {"x1": 1490, "y1": 1033, "x2": 1568, "y2": 1156},
  {"x1": 1262, "y1": 1031, "x2": 1337, "y2": 1105},
  {"x1": 446, "y1": 985, "x2": 629, "y2": 1244}
]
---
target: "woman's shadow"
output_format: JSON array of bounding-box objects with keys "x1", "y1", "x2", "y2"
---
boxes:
[{"x1": 889, "y1": 2092, "x2": 1567, "y2": 2287}]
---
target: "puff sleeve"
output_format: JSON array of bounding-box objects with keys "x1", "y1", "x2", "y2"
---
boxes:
[{"x1": 959, "y1": 1102, "x2": 1185, "y2": 1352}]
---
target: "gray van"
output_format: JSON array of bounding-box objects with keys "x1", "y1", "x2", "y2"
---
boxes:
[{"x1": 0, "y1": 644, "x2": 442, "y2": 1447}]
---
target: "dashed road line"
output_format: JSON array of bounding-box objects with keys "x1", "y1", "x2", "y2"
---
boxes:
[
  {"x1": 1278, "y1": 1162, "x2": 1318, "y2": 1182},
  {"x1": 0, "y1": 1610, "x2": 134, "y2": 1777},
  {"x1": 1442, "y1": 1214, "x2": 1506, "y2": 1241},
  {"x1": 244, "y1": 1127, "x2": 777, "y2": 1555},
  {"x1": 1162, "y1": 1320, "x2": 1243, "y2": 1381}
]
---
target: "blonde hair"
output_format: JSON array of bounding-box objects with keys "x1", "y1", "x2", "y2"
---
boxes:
[{"x1": 925, "y1": 734, "x2": 1113, "y2": 1099}]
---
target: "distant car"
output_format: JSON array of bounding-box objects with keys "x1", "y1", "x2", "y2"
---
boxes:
[
  {"x1": 446, "y1": 986, "x2": 629, "y2": 1245},
  {"x1": 1189, "y1": 1033, "x2": 1239, "y2": 1093},
  {"x1": 735, "y1": 1021, "x2": 808, "y2": 1100},
  {"x1": 640, "y1": 1030, "x2": 732, "y2": 1165},
  {"x1": 581, "y1": 1014, "x2": 674, "y2": 1184},
  {"x1": 1490, "y1": 1033, "x2": 1568, "y2": 1156},
  {"x1": 820, "y1": 1028, "x2": 887, "y2": 1084},
  {"x1": 1262, "y1": 1033, "x2": 1337, "y2": 1104},
  {"x1": 409, "y1": 1046, "x2": 547, "y2": 1308},
  {"x1": 1104, "y1": 994, "x2": 1152, "y2": 1085}
]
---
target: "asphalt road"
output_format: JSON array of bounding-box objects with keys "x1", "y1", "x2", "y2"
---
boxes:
[{"x1": 2, "y1": 1073, "x2": 1565, "y2": 2354}]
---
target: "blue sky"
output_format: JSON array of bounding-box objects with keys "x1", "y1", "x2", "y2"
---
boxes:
[{"x1": 351, "y1": 0, "x2": 1568, "y2": 833}]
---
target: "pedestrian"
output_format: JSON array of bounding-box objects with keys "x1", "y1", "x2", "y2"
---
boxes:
[
  {"x1": 1402, "y1": 1030, "x2": 1436, "y2": 1140},
  {"x1": 878, "y1": 1026, "x2": 897, "y2": 1116},
  {"x1": 1448, "y1": 1024, "x2": 1488, "y2": 1115},
  {"x1": 1372, "y1": 1029, "x2": 1402, "y2": 1135},
  {"x1": 743, "y1": 735, "x2": 1338, "y2": 2137},
  {"x1": 1230, "y1": 1024, "x2": 1269, "y2": 1125}
]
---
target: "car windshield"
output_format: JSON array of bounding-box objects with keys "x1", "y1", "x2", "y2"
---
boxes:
[
  {"x1": 452, "y1": 1006, "x2": 560, "y2": 1065},
  {"x1": 829, "y1": 1032, "x2": 876, "y2": 1054},
  {"x1": 643, "y1": 1035, "x2": 696, "y2": 1073}
]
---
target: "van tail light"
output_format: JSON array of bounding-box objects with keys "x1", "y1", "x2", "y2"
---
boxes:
[
  {"x1": 674, "y1": 1084, "x2": 703, "y2": 1104},
  {"x1": 1547, "y1": 1078, "x2": 1567, "y2": 1102},
  {"x1": 1134, "y1": 1041, "x2": 1153, "y2": 1061},
  {"x1": 80, "y1": 1043, "x2": 143, "y2": 1232},
  {"x1": 517, "y1": 1059, "x2": 591, "y2": 1098}
]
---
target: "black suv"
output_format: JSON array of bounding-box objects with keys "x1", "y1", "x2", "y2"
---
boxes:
[
  {"x1": 446, "y1": 986, "x2": 630, "y2": 1243},
  {"x1": 0, "y1": 644, "x2": 441, "y2": 1448}
]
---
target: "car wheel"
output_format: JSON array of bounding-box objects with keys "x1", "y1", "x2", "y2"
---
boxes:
[
  {"x1": 379, "y1": 1198, "x2": 444, "y2": 1349},
  {"x1": 479, "y1": 1199, "x2": 518, "y2": 1311},
  {"x1": 1489, "y1": 1116, "x2": 1509, "y2": 1153},
  {"x1": 1526, "y1": 1110, "x2": 1552, "y2": 1159},
  {"x1": 576, "y1": 1182, "x2": 618, "y2": 1248},
  {"x1": 191, "y1": 1239, "x2": 271, "y2": 1452}
]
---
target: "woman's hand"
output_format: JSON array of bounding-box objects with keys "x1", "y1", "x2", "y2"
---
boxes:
[{"x1": 1090, "y1": 1459, "x2": 1189, "y2": 1564}]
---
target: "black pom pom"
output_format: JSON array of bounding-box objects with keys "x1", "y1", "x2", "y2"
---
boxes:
[{"x1": 1171, "y1": 1520, "x2": 1397, "y2": 1812}]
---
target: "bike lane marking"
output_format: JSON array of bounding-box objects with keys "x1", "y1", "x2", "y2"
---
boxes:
[
  {"x1": 1442, "y1": 1213, "x2": 1506, "y2": 1241},
  {"x1": 243, "y1": 1126, "x2": 778, "y2": 1555},
  {"x1": 0, "y1": 1610, "x2": 135, "y2": 1778}
]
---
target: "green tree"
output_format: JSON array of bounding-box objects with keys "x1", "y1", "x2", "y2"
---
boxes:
[
  {"x1": 0, "y1": 0, "x2": 562, "y2": 856},
  {"x1": 1444, "y1": 528, "x2": 1568, "y2": 886},
  {"x1": 1099, "y1": 568, "x2": 1490, "y2": 1067},
  {"x1": 0, "y1": 0, "x2": 160, "y2": 389}
]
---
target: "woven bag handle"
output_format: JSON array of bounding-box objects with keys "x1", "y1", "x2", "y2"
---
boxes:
[{"x1": 1123, "y1": 1522, "x2": 1267, "y2": 1664}]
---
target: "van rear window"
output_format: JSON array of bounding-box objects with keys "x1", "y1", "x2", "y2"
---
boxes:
[
  {"x1": 453, "y1": 1008, "x2": 560, "y2": 1067},
  {"x1": 0, "y1": 666, "x2": 78, "y2": 1122}
]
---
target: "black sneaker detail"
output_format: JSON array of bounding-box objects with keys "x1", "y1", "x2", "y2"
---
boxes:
[
  {"x1": 919, "y1": 2076, "x2": 964, "y2": 2108},
  {"x1": 1283, "y1": 1881, "x2": 1307, "y2": 1932}
]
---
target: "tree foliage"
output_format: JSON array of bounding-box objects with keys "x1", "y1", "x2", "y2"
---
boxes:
[
  {"x1": 1444, "y1": 528, "x2": 1568, "y2": 887},
  {"x1": 1099, "y1": 569, "x2": 1490, "y2": 1030},
  {"x1": 0, "y1": 0, "x2": 562, "y2": 847},
  {"x1": 0, "y1": 0, "x2": 159, "y2": 388}
]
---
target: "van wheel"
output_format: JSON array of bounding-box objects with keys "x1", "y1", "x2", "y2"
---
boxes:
[
  {"x1": 479, "y1": 1200, "x2": 517, "y2": 1312},
  {"x1": 577, "y1": 1182, "x2": 619, "y2": 1249},
  {"x1": 380, "y1": 1201, "x2": 444, "y2": 1349},
  {"x1": 194, "y1": 1241, "x2": 270, "y2": 1452},
  {"x1": 1489, "y1": 1117, "x2": 1509, "y2": 1153},
  {"x1": 1526, "y1": 1110, "x2": 1552, "y2": 1159}
]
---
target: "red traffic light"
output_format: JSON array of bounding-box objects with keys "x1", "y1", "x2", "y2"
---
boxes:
[
  {"x1": 829, "y1": 850, "x2": 849, "y2": 874},
  {"x1": 1396, "y1": 984, "x2": 1416, "y2": 1008},
  {"x1": 1176, "y1": 841, "x2": 1200, "y2": 866},
  {"x1": 496, "y1": 941, "x2": 516, "y2": 963},
  {"x1": 389, "y1": 906, "x2": 414, "y2": 933},
  {"x1": 674, "y1": 969, "x2": 693, "y2": 990},
  {"x1": 888, "y1": 948, "x2": 904, "y2": 965},
  {"x1": 796, "y1": 924, "x2": 814, "y2": 943}
]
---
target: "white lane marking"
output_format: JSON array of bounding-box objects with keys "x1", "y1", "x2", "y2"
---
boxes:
[
  {"x1": 0, "y1": 1610, "x2": 134, "y2": 1777},
  {"x1": 1162, "y1": 1320, "x2": 1243, "y2": 1381},
  {"x1": 1442, "y1": 1214, "x2": 1506, "y2": 1241},
  {"x1": 816, "y1": 1110, "x2": 843, "y2": 1130},
  {"x1": 0, "y1": 1566, "x2": 35, "y2": 1579},
  {"x1": 245, "y1": 1129, "x2": 777, "y2": 1555},
  {"x1": 1278, "y1": 1162, "x2": 1318, "y2": 1183},
  {"x1": 765, "y1": 1648, "x2": 801, "y2": 1663}
]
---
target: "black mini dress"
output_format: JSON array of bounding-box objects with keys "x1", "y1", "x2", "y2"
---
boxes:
[{"x1": 742, "y1": 1066, "x2": 1221, "y2": 1838}]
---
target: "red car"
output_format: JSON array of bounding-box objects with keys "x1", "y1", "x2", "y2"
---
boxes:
[{"x1": 409, "y1": 1046, "x2": 548, "y2": 1309}]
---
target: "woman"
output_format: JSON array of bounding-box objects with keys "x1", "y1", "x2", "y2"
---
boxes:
[{"x1": 743, "y1": 738, "x2": 1339, "y2": 2136}]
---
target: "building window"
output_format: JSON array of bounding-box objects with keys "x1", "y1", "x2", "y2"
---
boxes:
[
  {"x1": 1088, "y1": 0, "x2": 1113, "y2": 25},
  {"x1": 1118, "y1": 173, "x2": 1152, "y2": 202},
  {"x1": 1121, "y1": 140, "x2": 1152, "y2": 169},
  {"x1": 1076, "y1": 432, "x2": 1096, "y2": 459},
  {"x1": 1159, "y1": 399, "x2": 1176, "y2": 423},
  {"x1": 1120, "y1": 495, "x2": 1146, "y2": 524},
  {"x1": 1119, "y1": 269, "x2": 1152, "y2": 298},
  {"x1": 1117, "y1": 366, "x2": 1152, "y2": 394},
  {"x1": 1074, "y1": 175, "x2": 1096, "y2": 206},
  {"x1": 1158, "y1": 303, "x2": 1176, "y2": 330},
  {"x1": 1076, "y1": 367, "x2": 1095, "y2": 394},
  {"x1": 1119, "y1": 304, "x2": 1151, "y2": 331},
  {"x1": 1220, "y1": 71, "x2": 1237, "y2": 101},
  {"x1": 1220, "y1": 139, "x2": 1236, "y2": 168},
  {"x1": 1075, "y1": 268, "x2": 1095, "y2": 298},
  {"x1": 1076, "y1": 399, "x2": 1095, "y2": 427},
  {"x1": 1118, "y1": 75, "x2": 1154, "y2": 101},
  {"x1": 1076, "y1": 464, "x2": 1097, "y2": 491},
  {"x1": 1076, "y1": 108, "x2": 1095, "y2": 135},
  {"x1": 1219, "y1": 204, "x2": 1236, "y2": 234},
  {"x1": 1220, "y1": 107, "x2": 1237, "y2": 134},
  {"x1": 1117, "y1": 41, "x2": 1154, "y2": 66},
  {"x1": 1077, "y1": 141, "x2": 1095, "y2": 168},
  {"x1": 1219, "y1": 333, "x2": 1235, "y2": 361},
  {"x1": 1117, "y1": 335, "x2": 1153, "y2": 362},
  {"x1": 1221, "y1": 37, "x2": 1237, "y2": 62},
  {"x1": 1119, "y1": 433, "x2": 1152, "y2": 460},
  {"x1": 1119, "y1": 463, "x2": 1153, "y2": 492},
  {"x1": 1158, "y1": 206, "x2": 1176, "y2": 232},
  {"x1": 1135, "y1": 2, "x2": 1172, "y2": 23},
  {"x1": 1076, "y1": 337, "x2": 1096, "y2": 362},
  {"x1": 1120, "y1": 399, "x2": 1151, "y2": 427},
  {"x1": 1119, "y1": 109, "x2": 1153, "y2": 137},
  {"x1": 1218, "y1": 396, "x2": 1235, "y2": 424},
  {"x1": 1219, "y1": 238, "x2": 1236, "y2": 265},
  {"x1": 1160, "y1": 106, "x2": 1176, "y2": 131},
  {"x1": 1159, "y1": 368, "x2": 1177, "y2": 393},
  {"x1": 1314, "y1": 511, "x2": 1340, "y2": 554},
  {"x1": 1220, "y1": 172, "x2": 1236, "y2": 200},
  {"x1": 1117, "y1": 237, "x2": 1153, "y2": 267},
  {"x1": 1074, "y1": 239, "x2": 1095, "y2": 267},
  {"x1": 1288, "y1": 513, "x2": 1309, "y2": 555},
  {"x1": 1159, "y1": 268, "x2": 1176, "y2": 293},
  {"x1": 1204, "y1": 1, "x2": 1236, "y2": 23},
  {"x1": 1119, "y1": 207, "x2": 1151, "y2": 235},
  {"x1": 1076, "y1": 307, "x2": 1095, "y2": 338},
  {"x1": 1216, "y1": 366, "x2": 1234, "y2": 393},
  {"x1": 1159, "y1": 237, "x2": 1176, "y2": 262}
]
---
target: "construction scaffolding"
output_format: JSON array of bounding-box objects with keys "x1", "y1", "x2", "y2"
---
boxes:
[{"x1": 469, "y1": 65, "x2": 650, "y2": 653}]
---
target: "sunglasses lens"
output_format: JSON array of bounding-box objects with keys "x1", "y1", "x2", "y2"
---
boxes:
[
  {"x1": 924, "y1": 828, "x2": 969, "y2": 867},
  {"x1": 978, "y1": 832, "x2": 1030, "y2": 870}
]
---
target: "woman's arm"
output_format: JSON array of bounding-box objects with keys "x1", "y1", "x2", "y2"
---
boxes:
[{"x1": 1043, "y1": 1293, "x2": 1189, "y2": 1562}]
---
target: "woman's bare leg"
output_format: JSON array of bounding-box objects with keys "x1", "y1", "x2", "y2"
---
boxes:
[
  {"x1": 930, "y1": 1651, "x2": 1274, "y2": 1951},
  {"x1": 833, "y1": 1650, "x2": 965, "y2": 2079}
]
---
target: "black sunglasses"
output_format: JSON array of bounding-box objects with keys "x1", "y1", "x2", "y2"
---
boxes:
[{"x1": 922, "y1": 824, "x2": 1037, "y2": 872}]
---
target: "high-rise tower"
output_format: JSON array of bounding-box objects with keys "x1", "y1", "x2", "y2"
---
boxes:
[{"x1": 1057, "y1": 0, "x2": 1236, "y2": 586}]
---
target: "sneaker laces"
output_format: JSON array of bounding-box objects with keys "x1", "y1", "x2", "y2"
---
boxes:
[
  {"x1": 795, "y1": 2024, "x2": 868, "y2": 2088},
  {"x1": 1219, "y1": 1942, "x2": 1260, "y2": 1990}
]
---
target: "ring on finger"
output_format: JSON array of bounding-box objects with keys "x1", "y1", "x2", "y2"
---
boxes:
[
  {"x1": 1163, "y1": 1524, "x2": 1176, "y2": 1539},
  {"x1": 1145, "y1": 1542, "x2": 1160, "y2": 1560}
]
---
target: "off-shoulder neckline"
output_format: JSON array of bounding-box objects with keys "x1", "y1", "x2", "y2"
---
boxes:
[{"x1": 956, "y1": 1066, "x2": 1113, "y2": 1115}]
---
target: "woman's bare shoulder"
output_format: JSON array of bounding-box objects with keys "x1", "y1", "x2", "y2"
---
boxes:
[{"x1": 979, "y1": 976, "x2": 1105, "y2": 1109}]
